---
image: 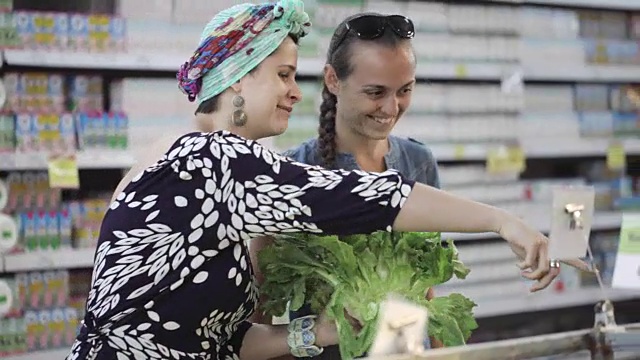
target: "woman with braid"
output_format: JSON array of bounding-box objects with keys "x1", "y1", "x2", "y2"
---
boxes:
[
  {"x1": 86, "y1": 4, "x2": 586, "y2": 359},
  {"x1": 251, "y1": 13, "x2": 442, "y2": 358}
]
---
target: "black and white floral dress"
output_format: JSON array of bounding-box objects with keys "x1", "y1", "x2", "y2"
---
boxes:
[{"x1": 65, "y1": 131, "x2": 415, "y2": 360}]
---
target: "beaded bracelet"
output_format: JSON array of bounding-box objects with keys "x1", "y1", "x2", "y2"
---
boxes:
[{"x1": 287, "y1": 315, "x2": 324, "y2": 358}]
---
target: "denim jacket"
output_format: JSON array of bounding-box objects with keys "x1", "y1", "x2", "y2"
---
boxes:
[
  {"x1": 281, "y1": 135, "x2": 440, "y2": 358},
  {"x1": 282, "y1": 135, "x2": 441, "y2": 188}
]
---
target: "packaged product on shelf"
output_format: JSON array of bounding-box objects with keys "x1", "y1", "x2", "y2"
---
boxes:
[
  {"x1": 0, "y1": 213, "x2": 18, "y2": 254},
  {"x1": 24, "y1": 310, "x2": 39, "y2": 352},
  {"x1": 14, "y1": 113, "x2": 34, "y2": 154},
  {"x1": 35, "y1": 310, "x2": 50, "y2": 350},
  {"x1": 34, "y1": 172, "x2": 48, "y2": 209},
  {"x1": 610, "y1": 84, "x2": 640, "y2": 112},
  {"x1": 28, "y1": 12, "x2": 69, "y2": 50},
  {"x1": 0, "y1": 316, "x2": 27, "y2": 356},
  {"x1": 33, "y1": 113, "x2": 74, "y2": 153},
  {"x1": 109, "y1": 16, "x2": 127, "y2": 51},
  {"x1": 0, "y1": 113, "x2": 15, "y2": 154},
  {"x1": 69, "y1": 75, "x2": 104, "y2": 112},
  {"x1": 87, "y1": 14, "x2": 115, "y2": 52},
  {"x1": 113, "y1": 112, "x2": 129, "y2": 150},
  {"x1": 68, "y1": 13, "x2": 88, "y2": 51},
  {"x1": 599, "y1": 11, "x2": 629, "y2": 40},
  {"x1": 35, "y1": 211, "x2": 50, "y2": 250},
  {"x1": 612, "y1": 112, "x2": 640, "y2": 137},
  {"x1": 59, "y1": 112, "x2": 76, "y2": 152},
  {"x1": 48, "y1": 308, "x2": 66, "y2": 348},
  {"x1": 13, "y1": 11, "x2": 33, "y2": 49},
  {"x1": 64, "y1": 307, "x2": 79, "y2": 346},
  {"x1": 20, "y1": 212, "x2": 37, "y2": 252},
  {"x1": 58, "y1": 207, "x2": 73, "y2": 248},
  {"x1": 75, "y1": 110, "x2": 106, "y2": 151},
  {"x1": 578, "y1": 112, "x2": 614, "y2": 137},
  {"x1": 27, "y1": 272, "x2": 44, "y2": 310},
  {"x1": 3, "y1": 174, "x2": 19, "y2": 212},
  {"x1": 14, "y1": 273, "x2": 28, "y2": 312},
  {"x1": 2, "y1": 73, "x2": 20, "y2": 112},
  {"x1": 45, "y1": 271, "x2": 69, "y2": 309},
  {"x1": 0, "y1": 277, "x2": 21, "y2": 318}
]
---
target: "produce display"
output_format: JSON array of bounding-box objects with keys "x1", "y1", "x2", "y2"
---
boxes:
[{"x1": 258, "y1": 231, "x2": 478, "y2": 359}]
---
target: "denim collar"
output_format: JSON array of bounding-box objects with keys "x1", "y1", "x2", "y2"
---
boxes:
[{"x1": 320, "y1": 136, "x2": 400, "y2": 169}]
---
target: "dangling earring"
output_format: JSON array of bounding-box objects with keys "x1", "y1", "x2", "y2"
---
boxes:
[{"x1": 231, "y1": 95, "x2": 247, "y2": 127}]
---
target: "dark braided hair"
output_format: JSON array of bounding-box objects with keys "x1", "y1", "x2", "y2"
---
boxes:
[{"x1": 317, "y1": 13, "x2": 412, "y2": 168}]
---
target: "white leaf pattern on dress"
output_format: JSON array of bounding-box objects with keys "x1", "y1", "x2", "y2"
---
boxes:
[{"x1": 67, "y1": 131, "x2": 412, "y2": 360}]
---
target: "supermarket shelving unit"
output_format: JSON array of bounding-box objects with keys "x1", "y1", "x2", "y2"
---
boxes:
[{"x1": 1, "y1": 0, "x2": 640, "y2": 358}]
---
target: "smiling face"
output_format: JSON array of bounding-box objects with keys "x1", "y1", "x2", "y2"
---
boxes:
[
  {"x1": 237, "y1": 36, "x2": 302, "y2": 138},
  {"x1": 330, "y1": 40, "x2": 416, "y2": 141}
]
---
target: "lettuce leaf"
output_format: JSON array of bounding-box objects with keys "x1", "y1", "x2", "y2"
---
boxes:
[{"x1": 258, "y1": 231, "x2": 478, "y2": 359}]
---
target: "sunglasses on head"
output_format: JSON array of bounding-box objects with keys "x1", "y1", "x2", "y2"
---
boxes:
[{"x1": 333, "y1": 14, "x2": 415, "y2": 51}]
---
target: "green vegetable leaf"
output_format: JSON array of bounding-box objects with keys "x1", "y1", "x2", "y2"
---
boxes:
[{"x1": 258, "y1": 231, "x2": 478, "y2": 359}]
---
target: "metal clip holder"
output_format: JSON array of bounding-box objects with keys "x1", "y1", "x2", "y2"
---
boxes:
[
  {"x1": 565, "y1": 203, "x2": 585, "y2": 230},
  {"x1": 589, "y1": 300, "x2": 640, "y2": 360}
]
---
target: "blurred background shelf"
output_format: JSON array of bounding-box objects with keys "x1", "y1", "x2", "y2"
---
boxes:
[{"x1": 1, "y1": 0, "x2": 640, "y2": 357}]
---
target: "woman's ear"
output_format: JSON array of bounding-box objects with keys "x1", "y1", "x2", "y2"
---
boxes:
[
  {"x1": 230, "y1": 81, "x2": 242, "y2": 94},
  {"x1": 323, "y1": 64, "x2": 340, "y2": 96}
]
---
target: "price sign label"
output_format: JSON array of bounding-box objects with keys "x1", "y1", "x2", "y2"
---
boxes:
[
  {"x1": 454, "y1": 64, "x2": 468, "y2": 78},
  {"x1": 606, "y1": 142, "x2": 626, "y2": 170},
  {"x1": 486, "y1": 144, "x2": 526, "y2": 175},
  {"x1": 48, "y1": 155, "x2": 80, "y2": 189},
  {"x1": 453, "y1": 144, "x2": 465, "y2": 160},
  {"x1": 612, "y1": 212, "x2": 640, "y2": 289}
]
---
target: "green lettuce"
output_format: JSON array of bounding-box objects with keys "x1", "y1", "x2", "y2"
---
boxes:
[{"x1": 258, "y1": 231, "x2": 478, "y2": 359}]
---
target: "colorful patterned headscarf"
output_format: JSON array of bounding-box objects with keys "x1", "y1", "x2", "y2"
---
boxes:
[{"x1": 177, "y1": 0, "x2": 311, "y2": 105}]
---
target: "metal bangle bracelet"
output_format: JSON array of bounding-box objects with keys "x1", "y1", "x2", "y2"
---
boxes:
[{"x1": 549, "y1": 259, "x2": 561, "y2": 268}]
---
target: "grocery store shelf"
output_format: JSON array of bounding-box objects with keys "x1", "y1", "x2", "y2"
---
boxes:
[
  {"x1": 525, "y1": 63, "x2": 640, "y2": 82},
  {"x1": 3, "y1": 50, "x2": 518, "y2": 81},
  {"x1": 2, "y1": 247, "x2": 95, "y2": 272},
  {"x1": 0, "y1": 211, "x2": 621, "y2": 272},
  {"x1": 474, "y1": 287, "x2": 640, "y2": 318},
  {"x1": 0, "y1": 150, "x2": 136, "y2": 171},
  {"x1": 523, "y1": 0, "x2": 640, "y2": 10},
  {"x1": 416, "y1": 62, "x2": 520, "y2": 81},
  {"x1": 4, "y1": 348, "x2": 70, "y2": 360},
  {"x1": 446, "y1": 210, "x2": 621, "y2": 242},
  {"x1": 430, "y1": 137, "x2": 640, "y2": 162},
  {"x1": 8, "y1": 49, "x2": 640, "y2": 83},
  {"x1": 3, "y1": 49, "x2": 187, "y2": 71}
]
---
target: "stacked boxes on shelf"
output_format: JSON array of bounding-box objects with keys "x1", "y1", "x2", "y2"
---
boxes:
[
  {"x1": 12, "y1": 10, "x2": 126, "y2": 52},
  {"x1": 0, "y1": 72, "x2": 130, "y2": 155},
  {"x1": 394, "y1": 83, "x2": 523, "y2": 146},
  {"x1": 520, "y1": 6, "x2": 640, "y2": 67},
  {"x1": 408, "y1": 2, "x2": 521, "y2": 64},
  {"x1": 0, "y1": 171, "x2": 112, "y2": 253},
  {"x1": 0, "y1": 269, "x2": 91, "y2": 357}
]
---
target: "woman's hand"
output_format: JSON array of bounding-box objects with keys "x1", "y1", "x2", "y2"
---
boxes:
[
  {"x1": 314, "y1": 313, "x2": 339, "y2": 347},
  {"x1": 314, "y1": 310, "x2": 363, "y2": 348},
  {"x1": 496, "y1": 211, "x2": 592, "y2": 292}
]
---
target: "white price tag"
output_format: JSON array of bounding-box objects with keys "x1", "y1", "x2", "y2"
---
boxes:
[
  {"x1": 612, "y1": 212, "x2": 640, "y2": 289},
  {"x1": 548, "y1": 186, "x2": 595, "y2": 261}
]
